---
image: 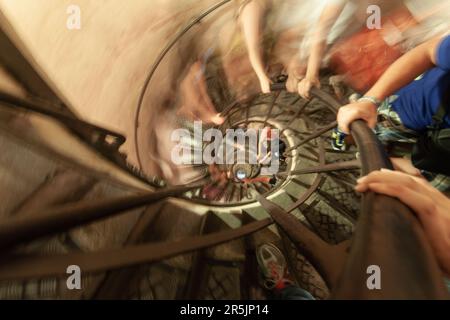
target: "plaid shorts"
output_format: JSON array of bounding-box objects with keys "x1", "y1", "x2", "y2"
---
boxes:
[
  {"x1": 375, "y1": 95, "x2": 419, "y2": 145},
  {"x1": 374, "y1": 95, "x2": 450, "y2": 192}
]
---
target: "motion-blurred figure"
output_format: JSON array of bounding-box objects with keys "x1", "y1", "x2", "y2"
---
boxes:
[
  {"x1": 285, "y1": 0, "x2": 450, "y2": 98},
  {"x1": 223, "y1": 0, "x2": 328, "y2": 97},
  {"x1": 178, "y1": 57, "x2": 224, "y2": 125},
  {"x1": 289, "y1": 0, "x2": 418, "y2": 98}
]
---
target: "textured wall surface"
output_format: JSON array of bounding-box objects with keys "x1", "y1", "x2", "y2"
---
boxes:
[{"x1": 0, "y1": 0, "x2": 217, "y2": 167}]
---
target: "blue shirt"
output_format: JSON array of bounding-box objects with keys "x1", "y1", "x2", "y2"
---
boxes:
[{"x1": 392, "y1": 35, "x2": 450, "y2": 131}]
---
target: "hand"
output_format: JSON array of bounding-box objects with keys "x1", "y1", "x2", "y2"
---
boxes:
[
  {"x1": 286, "y1": 74, "x2": 302, "y2": 93},
  {"x1": 179, "y1": 61, "x2": 224, "y2": 125},
  {"x1": 286, "y1": 56, "x2": 306, "y2": 93},
  {"x1": 337, "y1": 100, "x2": 378, "y2": 134},
  {"x1": 355, "y1": 169, "x2": 450, "y2": 275},
  {"x1": 210, "y1": 113, "x2": 225, "y2": 125},
  {"x1": 297, "y1": 75, "x2": 320, "y2": 99}
]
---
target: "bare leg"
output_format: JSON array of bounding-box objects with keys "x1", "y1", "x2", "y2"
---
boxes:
[{"x1": 240, "y1": 1, "x2": 271, "y2": 93}]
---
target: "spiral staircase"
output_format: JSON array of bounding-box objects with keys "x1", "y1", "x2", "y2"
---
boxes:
[{"x1": 0, "y1": 1, "x2": 447, "y2": 300}]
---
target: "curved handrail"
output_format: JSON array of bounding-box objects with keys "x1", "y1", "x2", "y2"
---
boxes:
[
  {"x1": 1, "y1": 82, "x2": 446, "y2": 298},
  {"x1": 0, "y1": 92, "x2": 126, "y2": 147},
  {"x1": 0, "y1": 185, "x2": 199, "y2": 250},
  {"x1": 0, "y1": 218, "x2": 272, "y2": 281},
  {"x1": 0, "y1": 92, "x2": 167, "y2": 187},
  {"x1": 335, "y1": 119, "x2": 448, "y2": 299},
  {"x1": 268, "y1": 84, "x2": 449, "y2": 299}
]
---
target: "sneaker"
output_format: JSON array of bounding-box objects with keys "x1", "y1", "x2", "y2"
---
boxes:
[
  {"x1": 256, "y1": 243, "x2": 292, "y2": 290},
  {"x1": 331, "y1": 128, "x2": 347, "y2": 151}
]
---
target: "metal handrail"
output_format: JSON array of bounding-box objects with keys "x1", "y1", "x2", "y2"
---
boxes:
[
  {"x1": 0, "y1": 185, "x2": 199, "y2": 250},
  {"x1": 264, "y1": 85, "x2": 449, "y2": 299},
  {"x1": 0, "y1": 92, "x2": 126, "y2": 147},
  {"x1": 0, "y1": 82, "x2": 445, "y2": 298},
  {"x1": 0, "y1": 218, "x2": 272, "y2": 281},
  {"x1": 335, "y1": 119, "x2": 448, "y2": 299},
  {"x1": 0, "y1": 91, "x2": 166, "y2": 187}
]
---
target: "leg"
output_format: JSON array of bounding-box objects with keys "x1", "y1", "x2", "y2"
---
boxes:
[
  {"x1": 375, "y1": 96, "x2": 419, "y2": 146},
  {"x1": 239, "y1": 0, "x2": 271, "y2": 93}
]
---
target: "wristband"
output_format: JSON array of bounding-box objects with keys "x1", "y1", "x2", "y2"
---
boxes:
[{"x1": 358, "y1": 96, "x2": 382, "y2": 108}]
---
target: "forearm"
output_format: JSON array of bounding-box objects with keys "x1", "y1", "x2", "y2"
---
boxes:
[
  {"x1": 240, "y1": 1, "x2": 266, "y2": 78},
  {"x1": 306, "y1": 40, "x2": 327, "y2": 79},
  {"x1": 366, "y1": 36, "x2": 442, "y2": 100}
]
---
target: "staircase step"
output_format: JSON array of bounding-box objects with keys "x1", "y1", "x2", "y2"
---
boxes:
[
  {"x1": 212, "y1": 211, "x2": 242, "y2": 229},
  {"x1": 184, "y1": 212, "x2": 244, "y2": 300},
  {"x1": 270, "y1": 191, "x2": 305, "y2": 222}
]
